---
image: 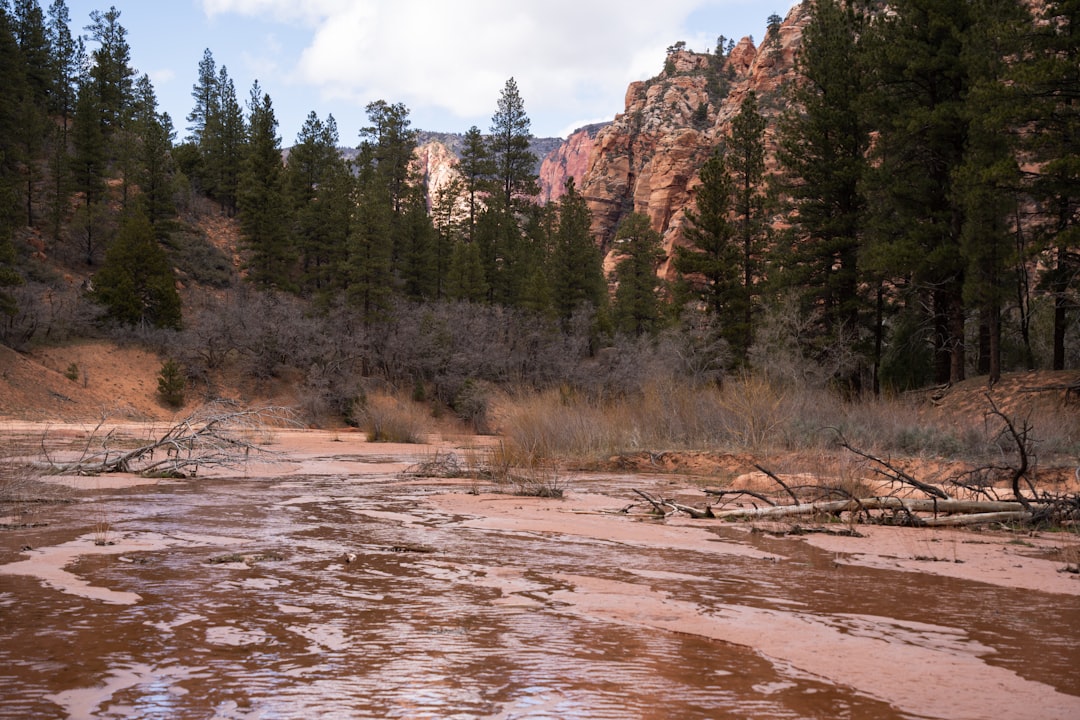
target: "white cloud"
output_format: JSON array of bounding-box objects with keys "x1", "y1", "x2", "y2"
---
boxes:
[{"x1": 202, "y1": 1, "x2": 753, "y2": 136}]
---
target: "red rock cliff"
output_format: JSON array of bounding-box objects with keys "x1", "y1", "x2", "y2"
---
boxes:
[{"x1": 564, "y1": 4, "x2": 810, "y2": 278}]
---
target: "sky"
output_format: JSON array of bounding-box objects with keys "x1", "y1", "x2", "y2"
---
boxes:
[{"x1": 64, "y1": 0, "x2": 793, "y2": 143}]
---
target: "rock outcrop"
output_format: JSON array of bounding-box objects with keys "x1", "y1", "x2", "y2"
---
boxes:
[
  {"x1": 570, "y1": 4, "x2": 810, "y2": 278},
  {"x1": 538, "y1": 123, "x2": 608, "y2": 204}
]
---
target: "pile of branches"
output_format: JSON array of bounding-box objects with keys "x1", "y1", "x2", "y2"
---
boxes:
[
  {"x1": 39, "y1": 405, "x2": 296, "y2": 477},
  {"x1": 635, "y1": 396, "x2": 1080, "y2": 529}
]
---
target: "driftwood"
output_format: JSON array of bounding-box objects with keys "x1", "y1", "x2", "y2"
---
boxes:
[
  {"x1": 638, "y1": 397, "x2": 1078, "y2": 529},
  {"x1": 633, "y1": 489, "x2": 713, "y2": 519},
  {"x1": 711, "y1": 497, "x2": 1029, "y2": 521},
  {"x1": 41, "y1": 405, "x2": 295, "y2": 477}
]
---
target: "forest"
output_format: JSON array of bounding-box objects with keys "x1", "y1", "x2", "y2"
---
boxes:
[{"x1": 0, "y1": 0, "x2": 1077, "y2": 428}]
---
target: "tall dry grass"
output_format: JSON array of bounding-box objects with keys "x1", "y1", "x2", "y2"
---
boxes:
[
  {"x1": 355, "y1": 392, "x2": 435, "y2": 443},
  {"x1": 494, "y1": 374, "x2": 1080, "y2": 465}
]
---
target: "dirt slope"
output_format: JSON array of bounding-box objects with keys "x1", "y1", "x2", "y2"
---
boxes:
[{"x1": 0, "y1": 341, "x2": 175, "y2": 422}]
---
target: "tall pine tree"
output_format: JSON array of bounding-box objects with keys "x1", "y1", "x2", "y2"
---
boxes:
[{"x1": 238, "y1": 81, "x2": 291, "y2": 289}]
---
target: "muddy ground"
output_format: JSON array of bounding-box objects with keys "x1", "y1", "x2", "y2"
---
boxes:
[{"x1": 1, "y1": 424, "x2": 1079, "y2": 719}]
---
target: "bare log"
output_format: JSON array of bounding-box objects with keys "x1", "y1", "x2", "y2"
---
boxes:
[
  {"x1": 711, "y1": 497, "x2": 1028, "y2": 521},
  {"x1": 916, "y1": 511, "x2": 1033, "y2": 527}
]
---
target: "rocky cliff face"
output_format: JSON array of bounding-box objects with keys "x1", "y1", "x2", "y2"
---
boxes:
[
  {"x1": 571, "y1": 4, "x2": 809, "y2": 278},
  {"x1": 538, "y1": 123, "x2": 608, "y2": 203}
]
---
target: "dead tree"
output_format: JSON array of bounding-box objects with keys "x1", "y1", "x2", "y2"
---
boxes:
[{"x1": 42, "y1": 405, "x2": 296, "y2": 477}]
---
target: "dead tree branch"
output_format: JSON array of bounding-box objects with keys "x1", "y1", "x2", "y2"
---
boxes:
[
  {"x1": 754, "y1": 464, "x2": 800, "y2": 505},
  {"x1": 983, "y1": 393, "x2": 1033, "y2": 512},
  {"x1": 43, "y1": 405, "x2": 297, "y2": 477},
  {"x1": 831, "y1": 428, "x2": 951, "y2": 500}
]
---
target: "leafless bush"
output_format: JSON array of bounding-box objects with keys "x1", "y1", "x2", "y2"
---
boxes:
[{"x1": 356, "y1": 393, "x2": 433, "y2": 443}]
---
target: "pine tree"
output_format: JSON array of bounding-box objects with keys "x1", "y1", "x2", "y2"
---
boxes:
[
  {"x1": 458, "y1": 125, "x2": 493, "y2": 242},
  {"x1": 445, "y1": 237, "x2": 489, "y2": 303},
  {"x1": 238, "y1": 81, "x2": 291, "y2": 289},
  {"x1": 957, "y1": 0, "x2": 1029, "y2": 382},
  {"x1": 208, "y1": 66, "x2": 244, "y2": 215},
  {"x1": 611, "y1": 212, "x2": 666, "y2": 336},
  {"x1": 187, "y1": 48, "x2": 216, "y2": 143},
  {"x1": 550, "y1": 178, "x2": 605, "y2": 324},
  {"x1": 85, "y1": 6, "x2": 134, "y2": 139},
  {"x1": 773, "y1": 0, "x2": 873, "y2": 388},
  {"x1": 1011, "y1": 0, "x2": 1080, "y2": 370},
  {"x1": 45, "y1": 0, "x2": 81, "y2": 241},
  {"x1": 359, "y1": 100, "x2": 417, "y2": 216},
  {"x1": 0, "y1": 6, "x2": 25, "y2": 314},
  {"x1": 92, "y1": 211, "x2": 181, "y2": 329},
  {"x1": 10, "y1": 0, "x2": 50, "y2": 228},
  {"x1": 489, "y1": 77, "x2": 538, "y2": 208},
  {"x1": 674, "y1": 149, "x2": 744, "y2": 361},
  {"x1": 132, "y1": 74, "x2": 174, "y2": 226},
  {"x1": 286, "y1": 111, "x2": 351, "y2": 297},
  {"x1": 862, "y1": 0, "x2": 978, "y2": 384},
  {"x1": 429, "y1": 176, "x2": 464, "y2": 299},
  {"x1": 346, "y1": 160, "x2": 394, "y2": 320}
]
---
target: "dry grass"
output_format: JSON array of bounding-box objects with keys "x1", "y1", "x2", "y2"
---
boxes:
[
  {"x1": 494, "y1": 374, "x2": 1080, "y2": 468},
  {"x1": 357, "y1": 392, "x2": 434, "y2": 444}
]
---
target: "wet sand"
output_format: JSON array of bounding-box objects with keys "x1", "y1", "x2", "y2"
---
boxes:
[{"x1": 1, "y1": 424, "x2": 1078, "y2": 719}]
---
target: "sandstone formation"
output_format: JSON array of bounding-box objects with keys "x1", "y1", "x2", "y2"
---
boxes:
[{"x1": 575, "y1": 4, "x2": 809, "y2": 279}]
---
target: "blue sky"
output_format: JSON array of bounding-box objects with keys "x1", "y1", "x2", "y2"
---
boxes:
[{"x1": 65, "y1": 0, "x2": 791, "y2": 143}]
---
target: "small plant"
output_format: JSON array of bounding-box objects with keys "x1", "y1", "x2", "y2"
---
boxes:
[
  {"x1": 64, "y1": 362, "x2": 79, "y2": 382},
  {"x1": 157, "y1": 359, "x2": 186, "y2": 407}
]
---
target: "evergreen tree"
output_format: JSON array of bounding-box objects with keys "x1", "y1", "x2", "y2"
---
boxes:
[
  {"x1": 46, "y1": 0, "x2": 79, "y2": 128},
  {"x1": 611, "y1": 212, "x2": 666, "y2": 336},
  {"x1": 1011, "y1": 0, "x2": 1080, "y2": 370},
  {"x1": 71, "y1": 79, "x2": 106, "y2": 203},
  {"x1": 862, "y1": 0, "x2": 978, "y2": 384},
  {"x1": 187, "y1": 48, "x2": 216, "y2": 143},
  {"x1": 359, "y1": 100, "x2": 417, "y2": 216},
  {"x1": 489, "y1": 77, "x2": 538, "y2": 208},
  {"x1": 92, "y1": 211, "x2": 181, "y2": 329},
  {"x1": 729, "y1": 90, "x2": 767, "y2": 361},
  {"x1": 132, "y1": 74, "x2": 174, "y2": 226},
  {"x1": 10, "y1": 0, "x2": 50, "y2": 228},
  {"x1": 286, "y1": 111, "x2": 351, "y2": 297},
  {"x1": 85, "y1": 6, "x2": 134, "y2": 139},
  {"x1": 458, "y1": 124, "x2": 493, "y2": 241},
  {"x1": 773, "y1": 0, "x2": 873, "y2": 388},
  {"x1": 206, "y1": 66, "x2": 244, "y2": 215},
  {"x1": 0, "y1": 6, "x2": 25, "y2": 314},
  {"x1": 346, "y1": 159, "x2": 394, "y2": 320},
  {"x1": 957, "y1": 0, "x2": 1028, "y2": 382},
  {"x1": 429, "y1": 176, "x2": 464, "y2": 299},
  {"x1": 398, "y1": 191, "x2": 436, "y2": 298},
  {"x1": 238, "y1": 81, "x2": 291, "y2": 289},
  {"x1": 45, "y1": 0, "x2": 81, "y2": 241},
  {"x1": 550, "y1": 178, "x2": 605, "y2": 324},
  {"x1": 674, "y1": 148, "x2": 744, "y2": 361},
  {"x1": 474, "y1": 201, "x2": 522, "y2": 304},
  {"x1": 445, "y1": 237, "x2": 489, "y2": 303},
  {"x1": 13, "y1": 0, "x2": 50, "y2": 105}
]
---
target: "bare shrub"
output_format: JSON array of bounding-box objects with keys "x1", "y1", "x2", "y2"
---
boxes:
[
  {"x1": 717, "y1": 373, "x2": 792, "y2": 451},
  {"x1": 357, "y1": 393, "x2": 432, "y2": 443}
]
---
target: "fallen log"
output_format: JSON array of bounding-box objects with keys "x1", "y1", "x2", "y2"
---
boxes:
[
  {"x1": 709, "y1": 497, "x2": 1027, "y2": 521},
  {"x1": 915, "y1": 511, "x2": 1033, "y2": 527}
]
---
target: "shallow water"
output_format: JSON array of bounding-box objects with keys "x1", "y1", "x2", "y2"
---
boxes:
[{"x1": 1, "y1": 443, "x2": 1078, "y2": 719}]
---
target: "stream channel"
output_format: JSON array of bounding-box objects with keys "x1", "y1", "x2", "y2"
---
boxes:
[{"x1": 1, "y1": 432, "x2": 1078, "y2": 719}]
